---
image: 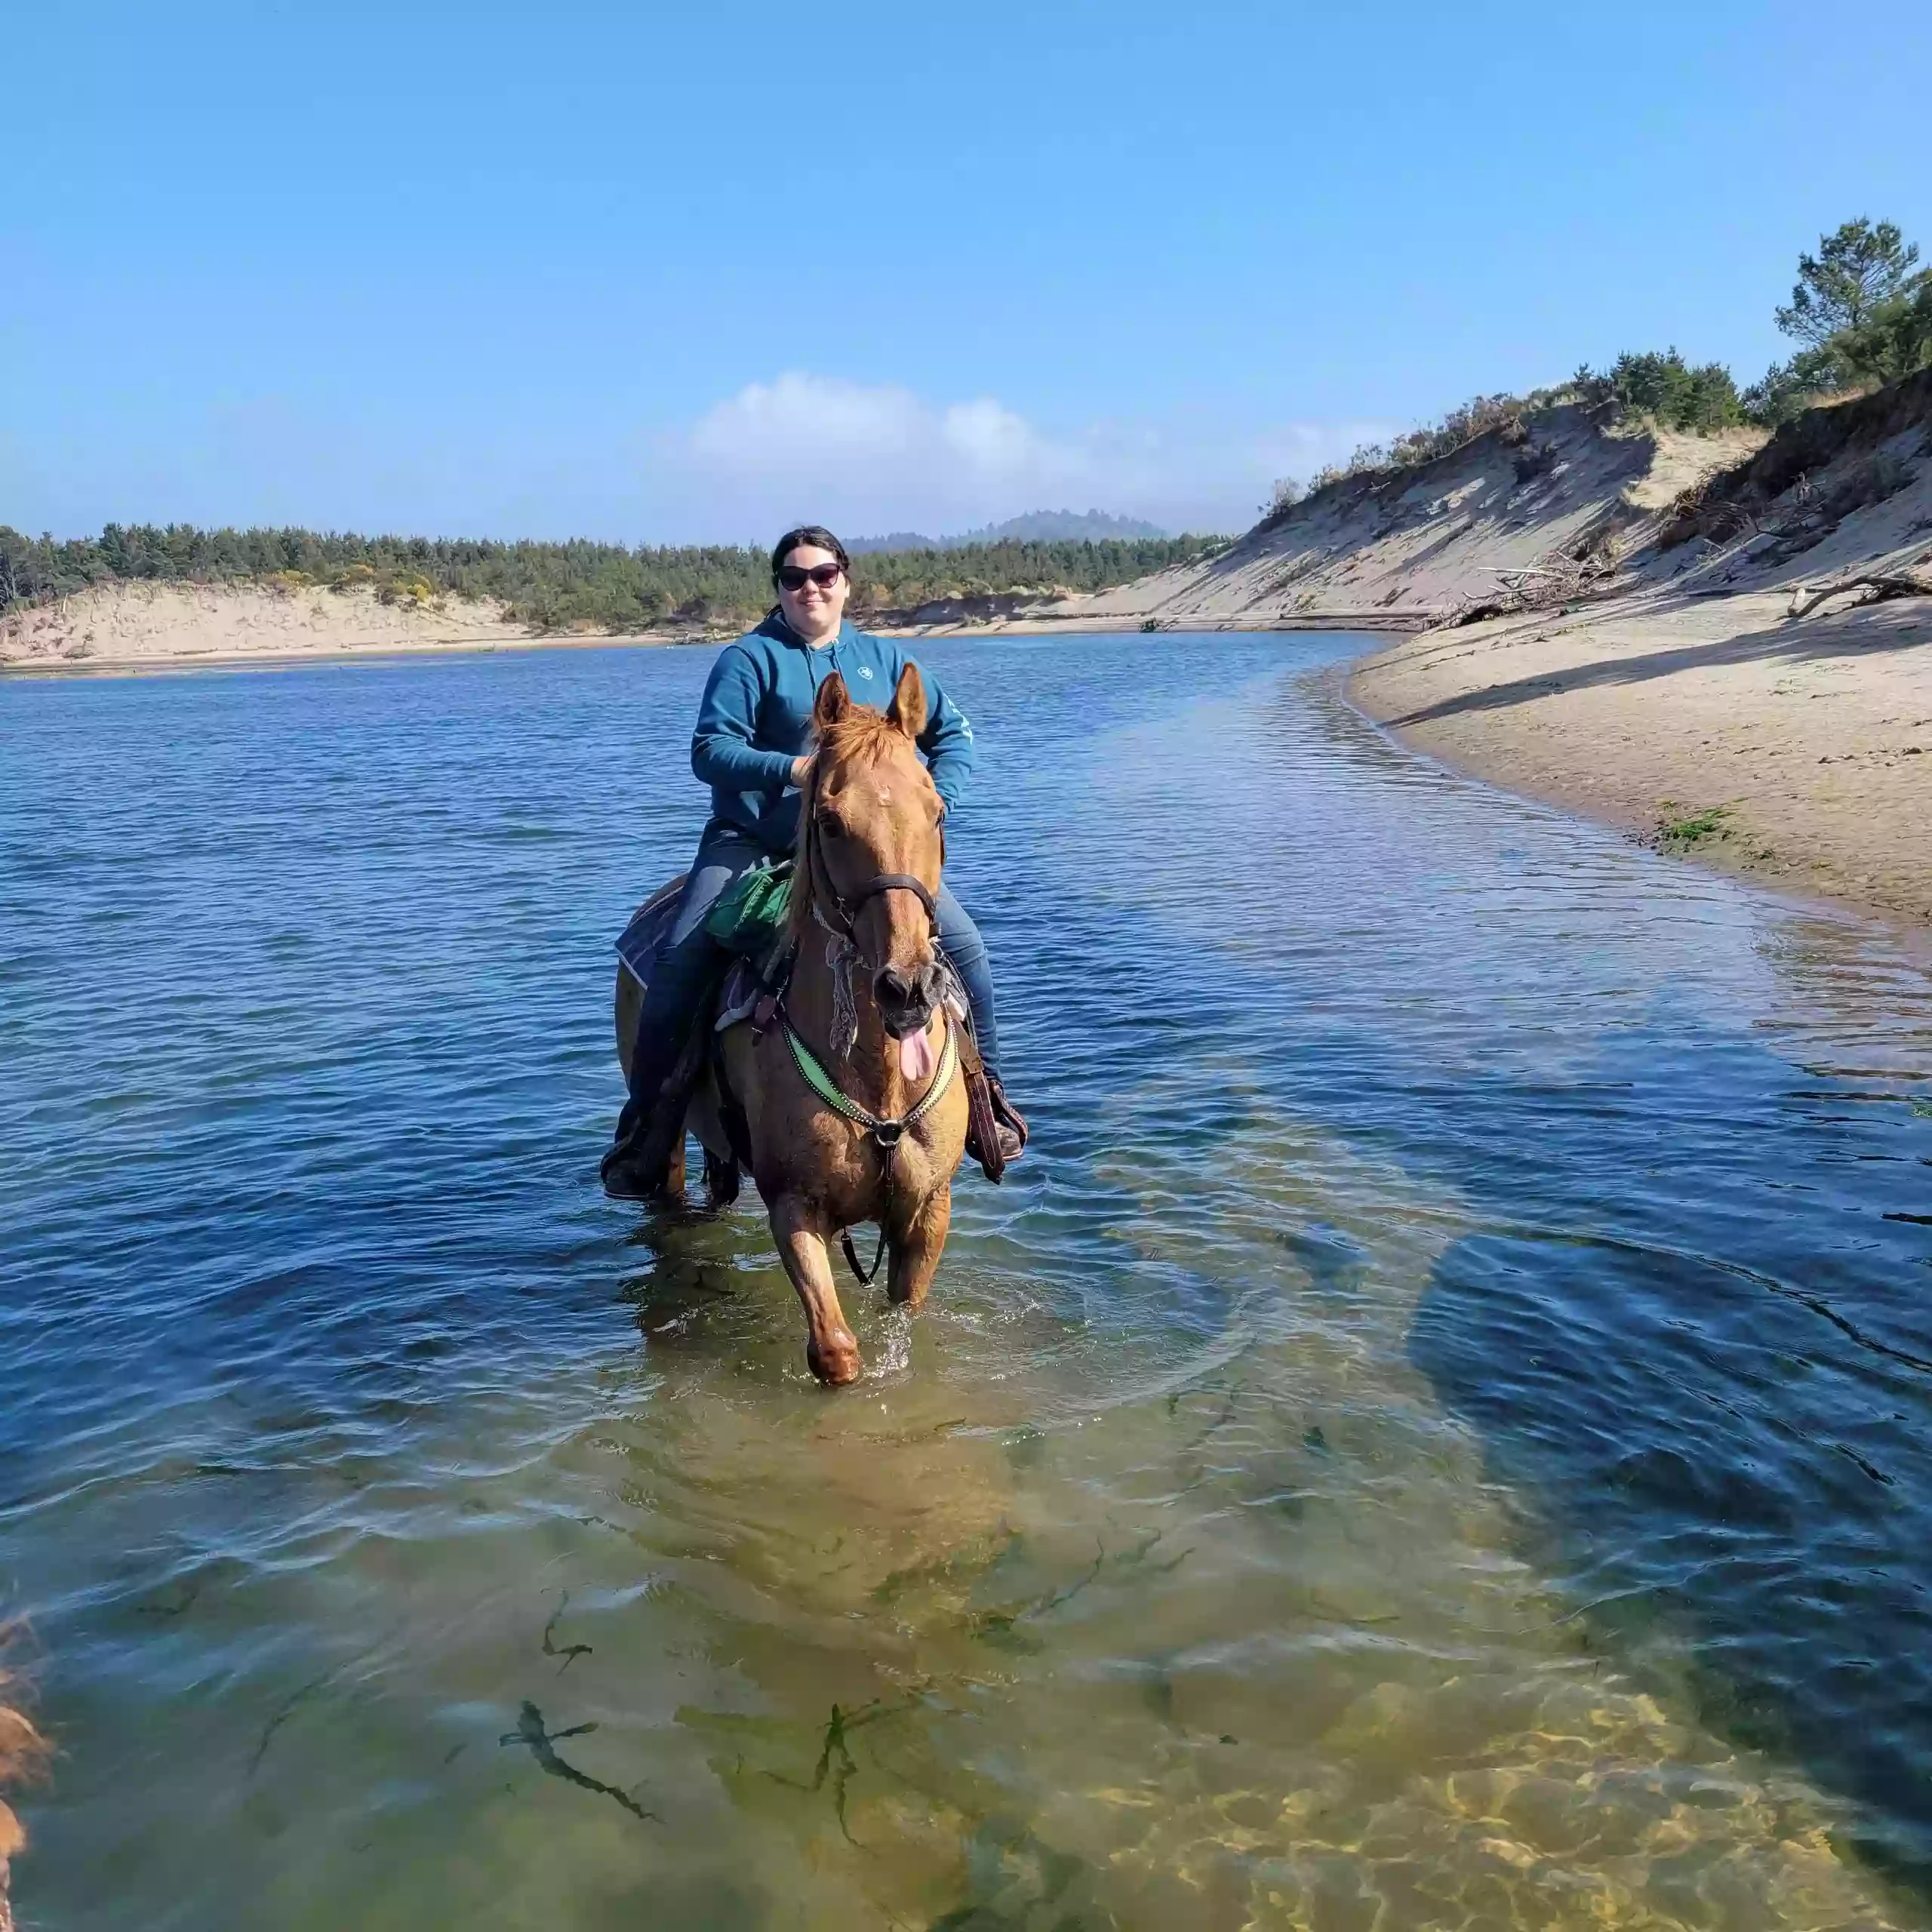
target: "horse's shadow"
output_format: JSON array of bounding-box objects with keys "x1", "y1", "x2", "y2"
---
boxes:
[{"x1": 614, "y1": 1191, "x2": 764, "y2": 1350}]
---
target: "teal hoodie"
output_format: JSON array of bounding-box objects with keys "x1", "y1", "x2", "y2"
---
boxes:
[{"x1": 691, "y1": 611, "x2": 977, "y2": 853}]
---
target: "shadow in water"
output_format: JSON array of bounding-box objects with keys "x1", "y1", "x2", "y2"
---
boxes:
[
  {"x1": 614, "y1": 1210, "x2": 752, "y2": 1350},
  {"x1": 1411, "y1": 1221, "x2": 1932, "y2": 1891}
]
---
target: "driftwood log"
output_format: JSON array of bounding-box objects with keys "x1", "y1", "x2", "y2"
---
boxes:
[
  {"x1": 1438, "y1": 547, "x2": 1623, "y2": 629},
  {"x1": 1787, "y1": 570, "x2": 1932, "y2": 620}
]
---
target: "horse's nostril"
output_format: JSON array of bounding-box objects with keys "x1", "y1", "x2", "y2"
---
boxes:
[{"x1": 875, "y1": 967, "x2": 913, "y2": 1004}]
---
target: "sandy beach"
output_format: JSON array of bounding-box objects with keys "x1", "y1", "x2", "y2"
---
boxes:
[
  {"x1": 1349, "y1": 589, "x2": 1932, "y2": 934},
  {"x1": 1054, "y1": 375, "x2": 1932, "y2": 939}
]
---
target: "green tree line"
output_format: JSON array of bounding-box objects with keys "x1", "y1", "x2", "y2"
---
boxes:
[{"x1": 0, "y1": 527, "x2": 1221, "y2": 630}]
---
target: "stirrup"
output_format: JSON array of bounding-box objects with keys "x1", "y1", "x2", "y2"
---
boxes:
[
  {"x1": 964, "y1": 1070, "x2": 1028, "y2": 1183},
  {"x1": 989, "y1": 1076, "x2": 1028, "y2": 1159}
]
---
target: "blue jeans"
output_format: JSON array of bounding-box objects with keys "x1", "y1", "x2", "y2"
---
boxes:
[{"x1": 614, "y1": 823, "x2": 1002, "y2": 1143}]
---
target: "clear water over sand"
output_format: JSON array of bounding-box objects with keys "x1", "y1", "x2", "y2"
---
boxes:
[{"x1": 3, "y1": 633, "x2": 1930, "y2": 1928}]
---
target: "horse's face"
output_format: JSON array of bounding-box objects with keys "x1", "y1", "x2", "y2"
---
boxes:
[{"x1": 810, "y1": 665, "x2": 946, "y2": 1041}]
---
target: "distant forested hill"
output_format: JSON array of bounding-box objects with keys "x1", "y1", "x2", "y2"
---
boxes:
[
  {"x1": 850, "y1": 508, "x2": 1171, "y2": 552},
  {"x1": 848, "y1": 530, "x2": 943, "y2": 554},
  {"x1": 0, "y1": 523, "x2": 1218, "y2": 632},
  {"x1": 967, "y1": 509, "x2": 1170, "y2": 543}
]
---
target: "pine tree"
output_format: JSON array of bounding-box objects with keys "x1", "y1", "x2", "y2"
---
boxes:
[{"x1": 1775, "y1": 219, "x2": 1922, "y2": 349}]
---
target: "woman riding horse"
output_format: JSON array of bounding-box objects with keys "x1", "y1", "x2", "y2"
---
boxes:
[{"x1": 601, "y1": 524, "x2": 1026, "y2": 1199}]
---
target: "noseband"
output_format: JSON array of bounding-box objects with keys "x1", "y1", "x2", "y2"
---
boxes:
[{"x1": 828, "y1": 871, "x2": 937, "y2": 940}]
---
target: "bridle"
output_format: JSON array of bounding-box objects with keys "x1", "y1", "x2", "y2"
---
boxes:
[
  {"x1": 801, "y1": 788, "x2": 943, "y2": 1063},
  {"x1": 803, "y1": 780, "x2": 943, "y2": 969},
  {"x1": 815, "y1": 867, "x2": 938, "y2": 950}
]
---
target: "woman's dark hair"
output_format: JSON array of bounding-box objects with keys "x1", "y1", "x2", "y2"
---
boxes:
[{"x1": 770, "y1": 525, "x2": 850, "y2": 583}]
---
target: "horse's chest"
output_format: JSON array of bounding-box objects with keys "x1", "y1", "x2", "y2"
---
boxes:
[{"x1": 762, "y1": 1118, "x2": 938, "y2": 1221}]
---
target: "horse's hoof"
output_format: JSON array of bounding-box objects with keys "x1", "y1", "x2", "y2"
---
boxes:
[{"x1": 807, "y1": 1333, "x2": 863, "y2": 1386}]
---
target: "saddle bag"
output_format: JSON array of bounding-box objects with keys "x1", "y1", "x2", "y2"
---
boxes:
[{"x1": 704, "y1": 858, "x2": 793, "y2": 958}]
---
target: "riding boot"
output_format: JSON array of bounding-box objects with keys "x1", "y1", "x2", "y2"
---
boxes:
[
  {"x1": 603, "y1": 955, "x2": 735, "y2": 1202},
  {"x1": 602, "y1": 1023, "x2": 682, "y2": 1199},
  {"x1": 604, "y1": 832, "x2": 762, "y2": 1201},
  {"x1": 988, "y1": 1076, "x2": 1027, "y2": 1160},
  {"x1": 601, "y1": 1109, "x2": 669, "y2": 1201}
]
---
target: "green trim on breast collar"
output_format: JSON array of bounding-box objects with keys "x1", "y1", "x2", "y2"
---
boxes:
[{"x1": 783, "y1": 1014, "x2": 958, "y2": 1147}]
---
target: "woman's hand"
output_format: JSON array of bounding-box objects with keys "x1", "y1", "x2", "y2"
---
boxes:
[{"x1": 789, "y1": 755, "x2": 814, "y2": 790}]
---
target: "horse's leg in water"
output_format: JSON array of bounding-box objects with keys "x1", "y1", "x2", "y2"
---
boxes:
[
  {"x1": 886, "y1": 1180, "x2": 951, "y2": 1310},
  {"x1": 662, "y1": 1135, "x2": 686, "y2": 1204},
  {"x1": 771, "y1": 1195, "x2": 862, "y2": 1385}
]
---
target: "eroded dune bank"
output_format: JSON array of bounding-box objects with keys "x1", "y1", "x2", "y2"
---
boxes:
[{"x1": 1346, "y1": 375, "x2": 1932, "y2": 933}]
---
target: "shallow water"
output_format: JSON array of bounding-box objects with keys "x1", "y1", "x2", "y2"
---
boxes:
[{"x1": 3, "y1": 632, "x2": 1930, "y2": 1930}]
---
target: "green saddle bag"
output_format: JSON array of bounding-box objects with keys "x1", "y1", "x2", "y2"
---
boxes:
[{"x1": 705, "y1": 857, "x2": 794, "y2": 958}]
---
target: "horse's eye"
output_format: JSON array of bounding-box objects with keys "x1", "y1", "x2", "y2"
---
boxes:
[{"x1": 817, "y1": 809, "x2": 847, "y2": 838}]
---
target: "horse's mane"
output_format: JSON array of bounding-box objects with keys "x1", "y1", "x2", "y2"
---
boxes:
[{"x1": 788, "y1": 706, "x2": 925, "y2": 939}]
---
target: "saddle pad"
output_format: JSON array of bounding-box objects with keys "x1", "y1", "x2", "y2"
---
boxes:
[
  {"x1": 614, "y1": 872, "x2": 687, "y2": 990},
  {"x1": 714, "y1": 958, "x2": 764, "y2": 1033}
]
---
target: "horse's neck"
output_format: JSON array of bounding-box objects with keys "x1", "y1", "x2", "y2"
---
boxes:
[{"x1": 789, "y1": 924, "x2": 915, "y2": 1120}]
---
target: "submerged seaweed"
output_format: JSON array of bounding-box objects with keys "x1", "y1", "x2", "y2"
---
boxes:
[{"x1": 498, "y1": 1703, "x2": 658, "y2": 1825}]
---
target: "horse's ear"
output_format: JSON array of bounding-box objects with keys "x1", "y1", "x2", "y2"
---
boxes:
[
  {"x1": 814, "y1": 671, "x2": 851, "y2": 732},
  {"x1": 887, "y1": 662, "x2": 927, "y2": 740}
]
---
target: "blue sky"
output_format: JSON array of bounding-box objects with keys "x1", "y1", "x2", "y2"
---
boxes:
[{"x1": 6, "y1": 1, "x2": 1930, "y2": 542}]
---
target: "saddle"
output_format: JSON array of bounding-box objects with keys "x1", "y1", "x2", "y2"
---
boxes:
[{"x1": 614, "y1": 866, "x2": 1020, "y2": 1191}]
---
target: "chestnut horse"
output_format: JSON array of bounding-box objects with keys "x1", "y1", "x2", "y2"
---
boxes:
[{"x1": 614, "y1": 664, "x2": 968, "y2": 1384}]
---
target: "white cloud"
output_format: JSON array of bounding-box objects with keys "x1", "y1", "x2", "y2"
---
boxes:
[
  {"x1": 937, "y1": 397, "x2": 1068, "y2": 479},
  {"x1": 681, "y1": 373, "x2": 1085, "y2": 534},
  {"x1": 672, "y1": 371, "x2": 1392, "y2": 539},
  {"x1": 691, "y1": 372, "x2": 921, "y2": 470}
]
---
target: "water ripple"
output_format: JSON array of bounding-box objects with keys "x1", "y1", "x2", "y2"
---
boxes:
[{"x1": 2, "y1": 635, "x2": 1930, "y2": 1928}]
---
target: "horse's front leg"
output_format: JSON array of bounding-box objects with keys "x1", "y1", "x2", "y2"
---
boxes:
[
  {"x1": 770, "y1": 1194, "x2": 862, "y2": 1385},
  {"x1": 887, "y1": 1180, "x2": 952, "y2": 1310}
]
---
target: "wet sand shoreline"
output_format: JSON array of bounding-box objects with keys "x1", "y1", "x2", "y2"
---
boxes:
[
  {"x1": 1346, "y1": 589, "x2": 1932, "y2": 942},
  {"x1": 0, "y1": 591, "x2": 1410, "y2": 678}
]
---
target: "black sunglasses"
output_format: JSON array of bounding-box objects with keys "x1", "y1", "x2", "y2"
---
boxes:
[{"x1": 776, "y1": 562, "x2": 844, "y2": 592}]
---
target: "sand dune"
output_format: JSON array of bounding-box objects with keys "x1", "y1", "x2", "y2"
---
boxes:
[
  {"x1": 1019, "y1": 410, "x2": 1765, "y2": 632},
  {"x1": 0, "y1": 580, "x2": 571, "y2": 672}
]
